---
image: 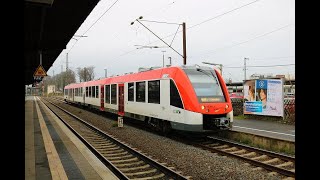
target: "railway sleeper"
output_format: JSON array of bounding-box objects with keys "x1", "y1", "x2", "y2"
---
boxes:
[
  {"x1": 94, "y1": 144, "x2": 118, "y2": 149},
  {"x1": 213, "y1": 144, "x2": 229, "y2": 149},
  {"x1": 222, "y1": 147, "x2": 238, "y2": 151},
  {"x1": 251, "y1": 155, "x2": 268, "y2": 161},
  {"x1": 102, "y1": 151, "x2": 128, "y2": 157},
  {"x1": 107, "y1": 154, "x2": 134, "y2": 160},
  {"x1": 118, "y1": 164, "x2": 150, "y2": 172},
  {"x1": 262, "y1": 158, "x2": 280, "y2": 164},
  {"x1": 275, "y1": 161, "x2": 294, "y2": 168},
  {"x1": 114, "y1": 161, "x2": 145, "y2": 168},
  {"x1": 205, "y1": 143, "x2": 220, "y2": 147},
  {"x1": 100, "y1": 149, "x2": 125, "y2": 154},
  {"x1": 110, "y1": 157, "x2": 139, "y2": 163},
  {"x1": 98, "y1": 147, "x2": 121, "y2": 151},
  {"x1": 130, "y1": 173, "x2": 165, "y2": 180},
  {"x1": 230, "y1": 149, "x2": 247, "y2": 154},
  {"x1": 124, "y1": 168, "x2": 158, "y2": 177},
  {"x1": 240, "y1": 152, "x2": 257, "y2": 157}
]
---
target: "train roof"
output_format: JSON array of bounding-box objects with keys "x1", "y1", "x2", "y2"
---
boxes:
[{"x1": 64, "y1": 65, "x2": 217, "y2": 89}]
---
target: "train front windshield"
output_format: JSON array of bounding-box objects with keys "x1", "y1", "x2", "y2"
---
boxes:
[{"x1": 184, "y1": 69, "x2": 226, "y2": 103}]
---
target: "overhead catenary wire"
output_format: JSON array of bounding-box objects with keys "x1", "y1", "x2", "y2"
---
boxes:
[
  {"x1": 224, "y1": 63, "x2": 295, "y2": 68},
  {"x1": 113, "y1": 0, "x2": 263, "y2": 59},
  {"x1": 198, "y1": 23, "x2": 294, "y2": 57},
  {"x1": 68, "y1": 0, "x2": 120, "y2": 53}
]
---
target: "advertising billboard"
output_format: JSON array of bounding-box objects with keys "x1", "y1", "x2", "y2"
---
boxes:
[{"x1": 243, "y1": 79, "x2": 284, "y2": 117}]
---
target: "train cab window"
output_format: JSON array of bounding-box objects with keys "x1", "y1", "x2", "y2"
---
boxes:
[
  {"x1": 148, "y1": 80, "x2": 160, "y2": 104},
  {"x1": 184, "y1": 69, "x2": 225, "y2": 103},
  {"x1": 170, "y1": 80, "x2": 184, "y2": 109},
  {"x1": 95, "y1": 86, "x2": 98, "y2": 98},
  {"x1": 128, "y1": 83, "x2": 134, "y2": 101},
  {"x1": 105, "y1": 85, "x2": 110, "y2": 104},
  {"x1": 136, "y1": 81, "x2": 145, "y2": 102},
  {"x1": 86, "y1": 87, "x2": 88, "y2": 97},
  {"x1": 111, "y1": 84, "x2": 117, "y2": 104}
]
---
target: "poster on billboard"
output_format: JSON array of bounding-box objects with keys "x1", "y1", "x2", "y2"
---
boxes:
[{"x1": 243, "y1": 79, "x2": 283, "y2": 117}]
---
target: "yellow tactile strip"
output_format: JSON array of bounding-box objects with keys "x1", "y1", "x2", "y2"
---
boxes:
[
  {"x1": 38, "y1": 97, "x2": 119, "y2": 180},
  {"x1": 34, "y1": 96, "x2": 68, "y2": 180}
]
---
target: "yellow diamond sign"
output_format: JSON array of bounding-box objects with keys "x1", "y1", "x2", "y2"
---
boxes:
[{"x1": 33, "y1": 64, "x2": 47, "y2": 77}]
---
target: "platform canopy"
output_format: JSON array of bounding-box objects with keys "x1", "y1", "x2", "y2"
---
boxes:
[{"x1": 24, "y1": 0, "x2": 100, "y2": 85}]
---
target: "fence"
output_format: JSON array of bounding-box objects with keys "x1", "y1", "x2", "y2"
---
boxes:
[{"x1": 231, "y1": 98, "x2": 295, "y2": 124}]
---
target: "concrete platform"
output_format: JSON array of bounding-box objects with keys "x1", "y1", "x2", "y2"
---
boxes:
[
  {"x1": 25, "y1": 96, "x2": 119, "y2": 180},
  {"x1": 232, "y1": 118, "x2": 295, "y2": 142}
]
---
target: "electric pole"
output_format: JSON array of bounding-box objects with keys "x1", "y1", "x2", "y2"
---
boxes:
[
  {"x1": 168, "y1": 57, "x2": 172, "y2": 66},
  {"x1": 66, "y1": 53, "x2": 69, "y2": 71},
  {"x1": 244, "y1": 57, "x2": 249, "y2": 81},
  {"x1": 61, "y1": 64, "x2": 63, "y2": 91},
  {"x1": 104, "y1": 68, "x2": 107, "y2": 78},
  {"x1": 182, "y1": 22, "x2": 186, "y2": 65}
]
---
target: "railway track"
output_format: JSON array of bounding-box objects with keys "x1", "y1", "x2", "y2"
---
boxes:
[
  {"x1": 40, "y1": 97, "x2": 190, "y2": 180},
  {"x1": 47, "y1": 96, "x2": 295, "y2": 178},
  {"x1": 192, "y1": 136, "x2": 295, "y2": 178}
]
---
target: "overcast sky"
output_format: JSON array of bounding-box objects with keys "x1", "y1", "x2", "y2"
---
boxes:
[{"x1": 48, "y1": 0, "x2": 295, "y2": 82}]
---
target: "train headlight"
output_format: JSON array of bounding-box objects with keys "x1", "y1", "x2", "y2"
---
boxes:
[
  {"x1": 226, "y1": 104, "x2": 229, "y2": 109},
  {"x1": 201, "y1": 105, "x2": 205, "y2": 110}
]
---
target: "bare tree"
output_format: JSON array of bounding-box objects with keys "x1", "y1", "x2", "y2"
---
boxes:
[{"x1": 77, "y1": 66, "x2": 95, "y2": 82}]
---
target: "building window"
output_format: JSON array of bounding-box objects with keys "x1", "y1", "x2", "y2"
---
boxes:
[
  {"x1": 92, "y1": 86, "x2": 95, "y2": 98},
  {"x1": 136, "y1": 81, "x2": 145, "y2": 102},
  {"x1": 128, "y1": 83, "x2": 134, "y2": 101},
  {"x1": 105, "y1": 85, "x2": 110, "y2": 104},
  {"x1": 111, "y1": 84, "x2": 117, "y2": 104},
  {"x1": 86, "y1": 87, "x2": 88, "y2": 97},
  {"x1": 170, "y1": 79, "x2": 183, "y2": 108},
  {"x1": 148, "y1": 80, "x2": 160, "y2": 104}
]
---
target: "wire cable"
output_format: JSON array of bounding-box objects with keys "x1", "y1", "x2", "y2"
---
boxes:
[
  {"x1": 224, "y1": 63, "x2": 295, "y2": 68},
  {"x1": 68, "y1": 0, "x2": 120, "y2": 53}
]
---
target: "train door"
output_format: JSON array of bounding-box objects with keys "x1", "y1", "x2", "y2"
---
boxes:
[
  {"x1": 100, "y1": 85, "x2": 104, "y2": 111},
  {"x1": 83, "y1": 87, "x2": 85, "y2": 105},
  {"x1": 72, "y1": 88, "x2": 74, "y2": 101},
  {"x1": 118, "y1": 84, "x2": 124, "y2": 116}
]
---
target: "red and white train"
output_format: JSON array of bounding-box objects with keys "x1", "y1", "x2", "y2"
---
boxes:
[{"x1": 64, "y1": 65, "x2": 233, "y2": 133}]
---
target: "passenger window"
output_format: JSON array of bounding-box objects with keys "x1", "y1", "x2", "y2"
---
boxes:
[
  {"x1": 148, "y1": 80, "x2": 160, "y2": 104},
  {"x1": 128, "y1": 83, "x2": 134, "y2": 101},
  {"x1": 105, "y1": 85, "x2": 110, "y2": 104},
  {"x1": 111, "y1": 84, "x2": 117, "y2": 104},
  {"x1": 136, "y1": 81, "x2": 145, "y2": 102}
]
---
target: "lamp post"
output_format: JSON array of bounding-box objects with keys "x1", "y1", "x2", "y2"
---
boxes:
[
  {"x1": 104, "y1": 68, "x2": 107, "y2": 78},
  {"x1": 162, "y1": 51, "x2": 166, "y2": 67},
  {"x1": 202, "y1": 61, "x2": 223, "y2": 75}
]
